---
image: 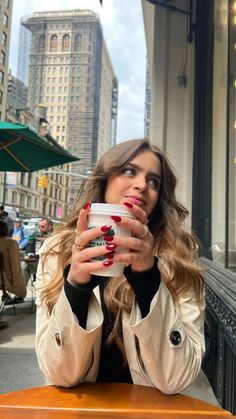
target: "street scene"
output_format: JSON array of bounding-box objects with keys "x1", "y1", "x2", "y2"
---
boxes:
[{"x1": 0, "y1": 0, "x2": 236, "y2": 418}]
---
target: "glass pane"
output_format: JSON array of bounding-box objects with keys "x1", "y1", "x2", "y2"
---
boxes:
[
  {"x1": 211, "y1": 0, "x2": 228, "y2": 266},
  {"x1": 228, "y1": 0, "x2": 236, "y2": 271}
]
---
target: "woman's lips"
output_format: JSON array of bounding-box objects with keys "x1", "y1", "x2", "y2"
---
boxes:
[{"x1": 125, "y1": 196, "x2": 145, "y2": 206}]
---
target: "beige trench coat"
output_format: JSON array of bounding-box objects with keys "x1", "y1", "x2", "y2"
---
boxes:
[{"x1": 35, "y1": 236, "x2": 218, "y2": 406}]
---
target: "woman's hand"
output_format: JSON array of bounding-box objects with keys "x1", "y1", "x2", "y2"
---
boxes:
[
  {"x1": 110, "y1": 202, "x2": 154, "y2": 273},
  {"x1": 67, "y1": 202, "x2": 116, "y2": 286}
]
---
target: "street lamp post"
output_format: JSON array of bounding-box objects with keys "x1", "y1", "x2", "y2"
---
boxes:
[{"x1": 1, "y1": 172, "x2": 7, "y2": 205}]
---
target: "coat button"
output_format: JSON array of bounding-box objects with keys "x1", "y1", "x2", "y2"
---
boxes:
[
  {"x1": 170, "y1": 330, "x2": 181, "y2": 346},
  {"x1": 55, "y1": 332, "x2": 61, "y2": 346}
]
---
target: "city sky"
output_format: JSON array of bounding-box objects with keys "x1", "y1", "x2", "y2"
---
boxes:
[{"x1": 9, "y1": 0, "x2": 147, "y2": 143}]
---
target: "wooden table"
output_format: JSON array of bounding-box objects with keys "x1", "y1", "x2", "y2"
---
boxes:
[{"x1": 0, "y1": 383, "x2": 234, "y2": 418}]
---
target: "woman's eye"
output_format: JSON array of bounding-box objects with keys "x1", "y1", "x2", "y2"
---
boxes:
[
  {"x1": 148, "y1": 178, "x2": 160, "y2": 189},
  {"x1": 122, "y1": 167, "x2": 135, "y2": 176}
]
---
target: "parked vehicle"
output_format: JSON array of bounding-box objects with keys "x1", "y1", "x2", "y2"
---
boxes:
[{"x1": 23, "y1": 218, "x2": 41, "y2": 236}]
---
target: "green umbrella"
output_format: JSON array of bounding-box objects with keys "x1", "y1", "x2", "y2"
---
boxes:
[{"x1": 0, "y1": 121, "x2": 80, "y2": 172}]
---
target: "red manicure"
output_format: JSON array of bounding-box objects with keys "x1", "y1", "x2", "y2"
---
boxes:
[
  {"x1": 111, "y1": 215, "x2": 121, "y2": 222},
  {"x1": 103, "y1": 235, "x2": 114, "y2": 242},
  {"x1": 83, "y1": 201, "x2": 91, "y2": 210},
  {"x1": 123, "y1": 202, "x2": 133, "y2": 208},
  {"x1": 101, "y1": 225, "x2": 112, "y2": 233},
  {"x1": 106, "y1": 252, "x2": 115, "y2": 259},
  {"x1": 106, "y1": 244, "x2": 117, "y2": 251},
  {"x1": 103, "y1": 260, "x2": 113, "y2": 267}
]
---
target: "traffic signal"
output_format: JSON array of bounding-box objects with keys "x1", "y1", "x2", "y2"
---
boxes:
[
  {"x1": 43, "y1": 175, "x2": 49, "y2": 188},
  {"x1": 38, "y1": 175, "x2": 48, "y2": 188},
  {"x1": 38, "y1": 176, "x2": 44, "y2": 187}
]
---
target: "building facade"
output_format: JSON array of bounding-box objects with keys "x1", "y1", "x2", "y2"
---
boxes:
[
  {"x1": 7, "y1": 70, "x2": 28, "y2": 112},
  {"x1": 142, "y1": 0, "x2": 236, "y2": 413},
  {"x1": 144, "y1": 67, "x2": 151, "y2": 139},
  {"x1": 24, "y1": 9, "x2": 118, "y2": 202},
  {"x1": 0, "y1": 0, "x2": 13, "y2": 120},
  {"x1": 142, "y1": 0, "x2": 236, "y2": 272},
  {"x1": 0, "y1": 0, "x2": 13, "y2": 212}
]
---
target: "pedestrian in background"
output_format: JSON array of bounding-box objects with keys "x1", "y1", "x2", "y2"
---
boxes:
[
  {"x1": 36, "y1": 218, "x2": 54, "y2": 247},
  {"x1": 12, "y1": 218, "x2": 29, "y2": 251},
  {"x1": 35, "y1": 139, "x2": 218, "y2": 405},
  {"x1": 0, "y1": 221, "x2": 26, "y2": 305},
  {"x1": 0, "y1": 205, "x2": 14, "y2": 236}
]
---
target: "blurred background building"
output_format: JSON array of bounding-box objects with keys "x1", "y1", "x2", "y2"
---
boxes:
[
  {"x1": 24, "y1": 9, "x2": 118, "y2": 203},
  {"x1": 0, "y1": 0, "x2": 13, "y2": 120},
  {"x1": 1, "y1": 7, "x2": 118, "y2": 217}
]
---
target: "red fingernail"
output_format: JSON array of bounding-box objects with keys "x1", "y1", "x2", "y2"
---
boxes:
[
  {"x1": 103, "y1": 235, "x2": 114, "y2": 242},
  {"x1": 103, "y1": 260, "x2": 113, "y2": 267},
  {"x1": 83, "y1": 201, "x2": 91, "y2": 210},
  {"x1": 123, "y1": 202, "x2": 133, "y2": 208},
  {"x1": 101, "y1": 225, "x2": 112, "y2": 233},
  {"x1": 106, "y1": 244, "x2": 117, "y2": 251},
  {"x1": 111, "y1": 215, "x2": 121, "y2": 222},
  {"x1": 106, "y1": 252, "x2": 115, "y2": 259}
]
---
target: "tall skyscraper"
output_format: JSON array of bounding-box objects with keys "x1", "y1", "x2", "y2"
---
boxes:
[
  {"x1": 17, "y1": 18, "x2": 32, "y2": 86},
  {"x1": 144, "y1": 67, "x2": 151, "y2": 139},
  {"x1": 24, "y1": 10, "x2": 118, "y2": 202},
  {"x1": 7, "y1": 71, "x2": 28, "y2": 112},
  {"x1": 0, "y1": 0, "x2": 13, "y2": 120}
]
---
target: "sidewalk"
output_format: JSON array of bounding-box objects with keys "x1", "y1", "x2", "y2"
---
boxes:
[{"x1": 0, "y1": 296, "x2": 48, "y2": 394}]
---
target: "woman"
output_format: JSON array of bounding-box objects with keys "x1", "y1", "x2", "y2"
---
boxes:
[{"x1": 36, "y1": 139, "x2": 217, "y2": 404}]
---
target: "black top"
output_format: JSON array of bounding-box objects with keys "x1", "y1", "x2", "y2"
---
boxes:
[{"x1": 63, "y1": 259, "x2": 160, "y2": 383}]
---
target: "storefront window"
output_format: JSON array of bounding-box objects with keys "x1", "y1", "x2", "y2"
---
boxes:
[
  {"x1": 212, "y1": 0, "x2": 236, "y2": 272},
  {"x1": 211, "y1": 0, "x2": 228, "y2": 266},
  {"x1": 227, "y1": 0, "x2": 236, "y2": 271}
]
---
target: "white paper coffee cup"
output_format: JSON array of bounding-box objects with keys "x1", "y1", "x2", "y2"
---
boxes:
[{"x1": 88, "y1": 203, "x2": 134, "y2": 277}]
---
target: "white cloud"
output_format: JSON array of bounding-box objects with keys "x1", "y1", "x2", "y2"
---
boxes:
[{"x1": 9, "y1": 0, "x2": 146, "y2": 142}]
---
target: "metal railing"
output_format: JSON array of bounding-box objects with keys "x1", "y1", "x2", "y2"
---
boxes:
[{"x1": 202, "y1": 257, "x2": 236, "y2": 414}]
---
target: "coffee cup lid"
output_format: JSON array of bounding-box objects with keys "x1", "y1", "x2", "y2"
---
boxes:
[{"x1": 90, "y1": 203, "x2": 134, "y2": 218}]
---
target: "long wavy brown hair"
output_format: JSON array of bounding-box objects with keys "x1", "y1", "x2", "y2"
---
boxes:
[{"x1": 40, "y1": 139, "x2": 204, "y2": 357}]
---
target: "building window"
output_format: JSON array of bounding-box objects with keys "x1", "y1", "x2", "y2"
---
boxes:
[
  {"x1": 34, "y1": 197, "x2": 38, "y2": 209},
  {"x1": 20, "y1": 173, "x2": 25, "y2": 185},
  {"x1": 74, "y1": 34, "x2": 81, "y2": 51},
  {"x1": 0, "y1": 91, "x2": 3, "y2": 104},
  {"x1": 27, "y1": 173, "x2": 32, "y2": 188},
  {"x1": 3, "y1": 13, "x2": 8, "y2": 27},
  {"x1": 1, "y1": 32, "x2": 7, "y2": 46},
  {"x1": 62, "y1": 34, "x2": 70, "y2": 52},
  {"x1": 20, "y1": 194, "x2": 25, "y2": 206},
  {"x1": 38, "y1": 35, "x2": 45, "y2": 52},
  {"x1": 27, "y1": 196, "x2": 31, "y2": 207},
  {"x1": 50, "y1": 35, "x2": 58, "y2": 52},
  {"x1": 12, "y1": 191, "x2": 17, "y2": 204},
  {"x1": 0, "y1": 50, "x2": 5, "y2": 65},
  {"x1": 0, "y1": 70, "x2": 4, "y2": 85},
  {"x1": 4, "y1": 0, "x2": 9, "y2": 8}
]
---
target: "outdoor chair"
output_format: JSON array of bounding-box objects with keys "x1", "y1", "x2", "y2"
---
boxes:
[{"x1": 0, "y1": 252, "x2": 16, "y2": 319}]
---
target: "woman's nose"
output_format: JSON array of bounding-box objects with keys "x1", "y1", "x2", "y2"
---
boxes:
[{"x1": 134, "y1": 175, "x2": 147, "y2": 190}]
